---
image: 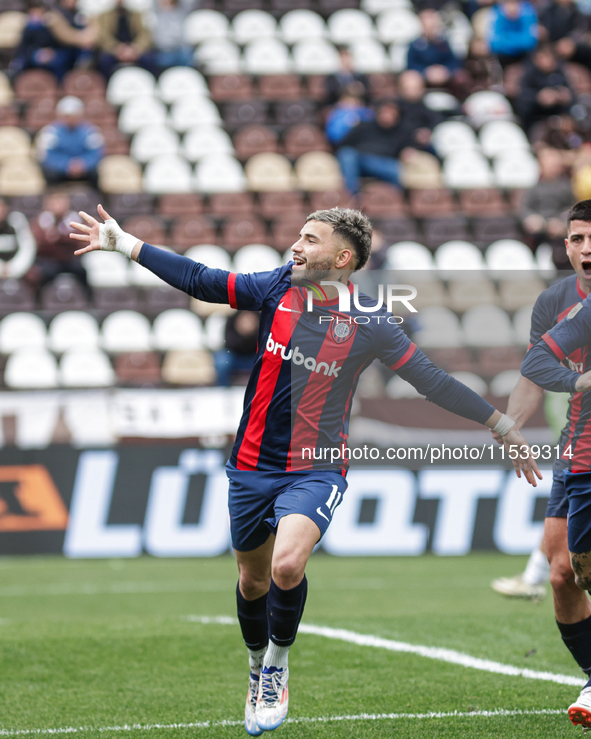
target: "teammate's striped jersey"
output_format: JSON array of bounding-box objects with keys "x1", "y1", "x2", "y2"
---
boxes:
[
  {"x1": 521, "y1": 274, "x2": 590, "y2": 471},
  {"x1": 138, "y1": 244, "x2": 495, "y2": 472}
]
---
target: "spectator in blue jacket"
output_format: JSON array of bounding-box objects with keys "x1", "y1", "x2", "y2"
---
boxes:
[
  {"x1": 325, "y1": 89, "x2": 374, "y2": 146},
  {"x1": 37, "y1": 96, "x2": 104, "y2": 186},
  {"x1": 407, "y1": 10, "x2": 463, "y2": 88},
  {"x1": 488, "y1": 0, "x2": 538, "y2": 66}
]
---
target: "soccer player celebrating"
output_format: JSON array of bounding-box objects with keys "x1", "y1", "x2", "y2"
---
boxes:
[
  {"x1": 520, "y1": 200, "x2": 591, "y2": 730},
  {"x1": 70, "y1": 205, "x2": 539, "y2": 735}
]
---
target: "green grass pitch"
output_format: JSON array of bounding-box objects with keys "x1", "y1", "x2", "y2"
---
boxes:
[{"x1": 0, "y1": 553, "x2": 584, "y2": 738}]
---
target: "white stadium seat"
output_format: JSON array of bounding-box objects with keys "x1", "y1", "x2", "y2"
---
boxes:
[
  {"x1": 233, "y1": 244, "x2": 282, "y2": 273},
  {"x1": 77, "y1": 0, "x2": 114, "y2": 16},
  {"x1": 81, "y1": 251, "x2": 129, "y2": 287},
  {"x1": 443, "y1": 150, "x2": 493, "y2": 188},
  {"x1": 377, "y1": 8, "x2": 421, "y2": 43},
  {"x1": 279, "y1": 10, "x2": 326, "y2": 43},
  {"x1": 101, "y1": 311, "x2": 152, "y2": 353},
  {"x1": 384, "y1": 242, "x2": 433, "y2": 270},
  {"x1": 185, "y1": 244, "x2": 232, "y2": 271},
  {"x1": 118, "y1": 96, "x2": 167, "y2": 134},
  {"x1": 389, "y1": 43, "x2": 410, "y2": 72},
  {"x1": 414, "y1": 306, "x2": 464, "y2": 348},
  {"x1": 424, "y1": 91, "x2": 460, "y2": 112},
  {"x1": 156, "y1": 67, "x2": 208, "y2": 103},
  {"x1": 431, "y1": 121, "x2": 479, "y2": 158},
  {"x1": 106, "y1": 67, "x2": 156, "y2": 106},
  {"x1": 196, "y1": 39, "x2": 242, "y2": 74},
  {"x1": 462, "y1": 305, "x2": 514, "y2": 346},
  {"x1": 490, "y1": 369, "x2": 521, "y2": 397},
  {"x1": 363, "y1": 0, "x2": 412, "y2": 13},
  {"x1": 485, "y1": 240, "x2": 536, "y2": 271},
  {"x1": 386, "y1": 375, "x2": 421, "y2": 399},
  {"x1": 184, "y1": 10, "x2": 229, "y2": 44},
  {"x1": 169, "y1": 96, "x2": 221, "y2": 132},
  {"x1": 130, "y1": 124, "x2": 180, "y2": 164},
  {"x1": 0, "y1": 312, "x2": 46, "y2": 353},
  {"x1": 182, "y1": 125, "x2": 234, "y2": 163},
  {"x1": 194, "y1": 154, "x2": 246, "y2": 193},
  {"x1": 231, "y1": 9, "x2": 277, "y2": 44},
  {"x1": 203, "y1": 312, "x2": 228, "y2": 351},
  {"x1": 292, "y1": 39, "x2": 340, "y2": 74},
  {"x1": 513, "y1": 305, "x2": 534, "y2": 345},
  {"x1": 464, "y1": 91, "x2": 513, "y2": 128},
  {"x1": 59, "y1": 348, "x2": 114, "y2": 388},
  {"x1": 48, "y1": 312, "x2": 99, "y2": 353},
  {"x1": 494, "y1": 150, "x2": 540, "y2": 188},
  {"x1": 479, "y1": 120, "x2": 529, "y2": 158},
  {"x1": 350, "y1": 39, "x2": 391, "y2": 73},
  {"x1": 435, "y1": 241, "x2": 485, "y2": 271},
  {"x1": 143, "y1": 154, "x2": 193, "y2": 194},
  {"x1": 446, "y1": 9, "x2": 472, "y2": 57},
  {"x1": 129, "y1": 253, "x2": 171, "y2": 286},
  {"x1": 5, "y1": 348, "x2": 58, "y2": 388},
  {"x1": 328, "y1": 9, "x2": 375, "y2": 43},
  {"x1": 536, "y1": 243, "x2": 556, "y2": 273},
  {"x1": 450, "y1": 371, "x2": 487, "y2": 396},
  {"x1": 152, "y1": 309, "x2": 204, "y2": 351},
  {"x1": 243, "y1": 39, "x2": 291, "y2": 75}
]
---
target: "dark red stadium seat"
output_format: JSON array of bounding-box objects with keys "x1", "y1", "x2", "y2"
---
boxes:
[
  {"x1": 223, "y1": 0, "x2": 265, "y2": 15},
  {"x1": 14, "y1": 70, "x2": 57, "y2": 101},
  {"x1": 158, "y1": 193, "x2": 204, "y2": 217},
  {"x1": 368, "y1": 73, "x2": 397, "y2": 99},
  {"x1": 0, "y1": 106, "x2": 19, "y2": 127},
  {"x1": 221, "y1": 215, "x2": 267, "y2": 251},
  {"x1": 93, "y1": 286, "x2": 140, "y2": 312},
  {"x1": 85, "y1": 97, "x2": 118, "y2": 127},
  {"x1": 359, "y1": 182, "x2": 407, "y2": 218},
  {"x1": 423, "y1": 347, "x2": 477, "y2": 374},
  {"x1": 40, "y1": 275, "x2": 88, "y2": 312},
  {"x1": 223, "y1": 101, "x2": 269, "y2": 129},
  {"x1": 107, "y1": 194, "x2": 155, "y2": 220},
  {"x1": 9, "y1": 194, "x2": 42, "y2": 217},
  {"x1": 69, "y1": 189, "x2": 101, "y2": 215},
  {"x1": 319, "y1": 0, "x2": 358, "y2": 13},
  {"x1": 23, "y1": 97, "x2": 55, "y2": 131},
  {"x1": 377, "y1": 217, "x2": 420, "y2": 244},
  {"x1": 409, "y1": 188, "x2": 456, "y2": 218},
  {"x1": 114, "y1": 352, "x2": 161, "y2": 385},
  {"x1": 472, "y1": 216, "x2": 520, "y2": 247},
  {"x1": 423, "y1": 216, "x2": 469, "y2": 249},
  {"x1": 209, "y1": 75, "x2": 254, "y2": 102},
  {"x1": 122, "y1": 216, "x2": 167, "y2": 246},
  {"x1": 144, "y1": 285, "x2": 191, "y2": 313},
  {"x1": 273, "y1": 100, "x2": 317, "y2": 127},
  {"x1": 259, "y1": 191, "x2": 306, "y2": 220},
  {"x1": 209, "y1": 192, "x2": 255, "y2": 216},
  {"x1": 0, "y1": 279, "x2": 35, "y2": 314},
  {"x1": 477, "y1": 347, "x2": 524, "y2": 378},
  {"x1": 271, "y1": 0, "x2": 312, "y2": 11},
  {"x1": 172, "y1": 215, "x2": 217, "y2": 249},
  {"x1": 258, "y1": 75, "x2": 303, "y2": 101},
  {"x1": 233, "y1": 125, "x2": 279, "y2": 160},
  {"x1": 269, "y1": 213, "x2": 305, "y2": 251},
  {"x1": 101, "y1": 126, "x2": 130, "y2": 156},
  {"x1": 283, "y1": 124, "x2": 329, "y2": 158},
  {"x1": 62, "y1": 70, "x2": 106, "y2": 100},
  {"x1": 459, "y1": 188, "x2": 507, "y2": 216},
  {"x1": 309, "y1": 189, "x2": 353, "y2": 211},
  {"x1": 306, "y1": 76, "x2": 329, "y2": 102}
]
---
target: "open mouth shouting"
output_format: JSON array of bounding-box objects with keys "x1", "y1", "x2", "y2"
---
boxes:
[{"x1": 581, "y1": 258, "x2": 591, "y2": 279}]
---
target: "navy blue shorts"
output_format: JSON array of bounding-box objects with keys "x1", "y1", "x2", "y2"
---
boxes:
[
  {"x1": 564, "y1": 470, "x2": 591, "y2": 554},
  {"x1": 226, "y1": 464, "x2": 348, "y2": 552},
  {"x1": 546, "y1": 471, "x2": 569, "y2": 518}
]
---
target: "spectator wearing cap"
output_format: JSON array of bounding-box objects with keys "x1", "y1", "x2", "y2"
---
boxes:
[
  {"x1": 406, "y1": 10, "x2": 463, "y2": 88},
  {"x1": 488, "y1": 0, "x2": 538, "y2": 66},
  {"x1": 324, "y1": 46, "x2": 370, "y2": 108},
  {"x1": 93, "y1": 0, "x2": 154, "y2": 79},
  {"x1": 37, "y1": 96, "x2": 104, "y2": 186}
]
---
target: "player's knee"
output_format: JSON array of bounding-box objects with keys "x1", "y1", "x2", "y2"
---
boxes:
[
  {"x1": 550, "y1": 561, "x2": 576, "y2": 594},
  {"x1": 239, "y1": 571, "x2": 271, "y2": 600},
  {"x1": 271, "y1": 553, "x2": 304, "y2": 590}
]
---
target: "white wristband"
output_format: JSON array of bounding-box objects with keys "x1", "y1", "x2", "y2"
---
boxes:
[
  {"x1": 98, "y1": 219, "x2": 138, "y2": 259},
  {"x1": 493, "y1": 413, "x2": 516, "y2": 436}
]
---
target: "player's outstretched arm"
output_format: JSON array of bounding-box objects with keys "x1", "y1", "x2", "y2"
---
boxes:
[
  {"x1": 483, "y1": 409, "x2": 542, "y2": 487},
  {"x1": 70, "y1": 204, "x2": 143, "y2": 260}
]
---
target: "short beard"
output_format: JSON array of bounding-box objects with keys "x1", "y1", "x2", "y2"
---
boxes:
[{"x1": 290, "y1": 257, "x2": 334, "y2": 286}]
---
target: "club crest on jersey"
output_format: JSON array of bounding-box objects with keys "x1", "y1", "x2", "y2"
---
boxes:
[{"x1": 330, "y1": 320, "x2": 355, "y2": 344}]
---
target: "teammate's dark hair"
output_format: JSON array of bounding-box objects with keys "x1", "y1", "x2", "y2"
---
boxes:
[
  {"x1": 306, "y1": 207, "x2": 373, "y2": 271},
  {"x1": 567, "y1": 200, "x2": 591, "y2": 230}
]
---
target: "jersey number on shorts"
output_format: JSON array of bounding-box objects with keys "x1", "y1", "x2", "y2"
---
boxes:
[{"x1": 326, "y1": 484, "x2": 342, "y2": 515}]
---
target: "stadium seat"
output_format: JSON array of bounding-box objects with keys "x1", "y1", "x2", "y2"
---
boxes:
[
  {"x1": 274, "y1": 99, "x2": 316, "y2": 126},
  {"x1": 350, "y1": 38, "x2": 391, "y2": 73},
  {"x1": 93, "y1": 286, "x2": 140, "y2": 311},
  {"x1": 0, "y1": 157, "x2": 44, "y2": 196},
  {"x1": 443, "y1": 150, "x2": 493, "y2": 189},
  {"x1": 423, "y1": 216, "x2": 469, "y2": 249},
  {"x1": 367, "y1": 72, "x2": 397, "y2": 98},
  {"x1": 225, "y1": 103, "x2": 270, "y2": 134},
  {"x1": 172, "y1": 216, "x2": 217, "y2": 249},
  {"x1": 414, "y1": 306, "x2": 464, "y2": 347},
  {"x1": 243, "y1": 39, "x2": 291, "y2": 75},
  {"x1": 479, "y1": 120, "x2": 529, "y2": 158},
  {"x1": 292, "y1": 39, "x2": 340, "y2": 74},
  {"x1": 0, "y1": 72, "x2": 12, "y2": 108},
  {"x1": 384, "y1": 241, "x2": 433, "y2": 270},
  {"x1": 386, "y1": 375, "x2": 421, "y2": 399},
  {"x1": 232, "y1": 9, "x2": 277, "y2": 43},
  {"x1": 14, "y1": 69, "x2": 56, "y2": 101},
  {"x1": 130, "y1": 124, "x2": 179, "y2": 164},
  {"x1": 161, "y1": 349, "x2": 216, "y2": 385},
  {"x1": 459, "y1": 188, "x2": 507, "y2": 215},
  {"x1": 62, "y1": 69, "x2": 105, "y2": 100},
  {"x1": 152, "y1": 309, "x2": 203, "y2": 351},
  {"x1": 122, "y1": 215, "x2": 166, "y2": 247},
  {"x1": 98, "y1": 155, "x2": 142, "y2": 194},
  {"x1": 363, "y1": 0, "x2": 412, "y2": 12},
  {"x1": 258, "y1": 74, "x2": 302, "y2": 101},
  {"x1": 0, "y1": 311, "x2": 45, "y2": 353},
  {"x1": 194, "y1": 154, "x2": 246, "y2": 192},
  {"x1": 0, "y1": 126, "x2": 30, "y2": 161},
  {"x1": 409, "y1": 188, "x2": 455, "y2": 218},
  {"x1": 145, "y1": 284, "x2": 190, "y2": 313},
  {"x1": 472, "y1": 6, "x2": 492, "y2": 39},
  {"x1": 114, "y1": 351, "x2": 161, "y2": 385},
  {"x1": 0, "y1": 278, "x2": 34, "y2": 314},
  {"x1": 485, "y1": 239, "x2": 536, "y2": 271},
  {"x1": 494, "y1": 151, "x2": 540, "y2": 189},
  {"x1": 185, "y1": 244, "x2": 232, "y2": 270},
  {"x1": 472, "y1": 216, "x2": 519, "y2": 246},
  {"x1": 435, "y1": 240, "x2": 485, "y2": 271},
  {"x1": 450, "y1": 371, "x2": 488, "y2": 396},
  {"x1": 221, "y1": 215, "x2": 267, "y2": 250},
  {"x1": 431, "y1": 121, "x2": 479, "y2": 158},
  {"x1": 489, "y1": 369, "x2": 521, "y2": 397},
  {"x1": 446, "y1": 8, "x2": 472, "y2": 57},
  {"x1": 106, "y1": 67, "x2": 156, "y2": 106},
  {"x1": 48, "y1": 311, "x2": 100, "y2": 353},
  {"x1": 24, "y1": 96, "x2": 56, "y2": 131},
  {"x1": 169, "y1": 96, "x2": 221, "y2": 132},
  {"x1": 209, "y1": 192, "x2": 254, "y2": 216},
  {"x1": 101, "y1": 310, "x2": 152, "y2": 353},
  {"x1": 378, "y1": 217, "x2": 420, "y2": 243},
  {"x1": 463, "y1": 305, "x2": 514, "y2": 346},
  {"x1": 270, "y1": 213, "x2": 307, "y2": 250},
  {"x1": 328, "y1": 8, "x2": 374, "y2": 43},
  {"x1": 40, "y1": 274, "x2": 88, "y2": 312},
  {"x1": 448, "y1": 278, "x2": 497, "y2": 312},
  {"x1": 0, "y1": 106, "x2": 18, "y2": 128},
  {"x1": 184, "y1": 9, "x2": 229, "y2": 44},
  {"x1": 107, "y1": 193, "x2": 154, "y2": 219},
  {"x1": 143, "y1": 154, "x2": 193, "y2": 194},
  {"x1": 279, "y1": 9, "x2": 326, "y2": 43},
  {"x1": 159, "y1": 193, "x2": 203, "y2": 218},
  {"x1": 389, "y1": 43, "x2": 411, "y2": 73},
  {"x1": 182, "y1": 125, "x2": 234, "y2": 162},
  {"x1": 295, "y1": 151, "x2": 342, "y2": 191},
  {"x1": 498, "y1": 277, "x2": 545, "y2": 311},
  {"x1": 59, "y1": 348, "x2": 115, "y2": 388},
  {"x1": 203, "y1": 311, "x2": 228, "y2": 350},
  {"x1": 400, "y1": 151, "x2": 442, "y2": 189},
  {"x1": 536, "y1": 243, "x2": 556, "y2": 273},
  {"x1": 259, "y1": 191, "x2": 305, "y2": 220},
  {"x1": 245, "y1": 152, "x2": 294, "y2": 191},
  {"x1": 196, "y1": 39, "x2": 242, "y2": 74},
  {"x1": 156, "y1": 67, "x2": 208, "y2": 104},
  {"x1": 272, "y1": 0, "x2": 314, "y2": 13},
  {"x1": 4, "y1": 347, "x2": 58, "y2": 388},
  {"x1": 424, "y1": 91, "x2": 461, "y2": 114},
  {"x1": 129, "y1": 253, "x2": 169, "y2": 287},
  {"x1": 209, "y1": 74, "x2": 254, "y2": 102},
  {"x1": 233, "y1": 123, "x2": 280, "y2": 159},
  {"x1": 411, "y1": 279, "x2": 449, "y2": 309},
  {"x1": 513, "y1": 304, "x2": 534, "y2": 345},
  {"x1": 309, "y1": 189, "x2": 352, "y2": 211},
  {"x1": 376, "y1": 8, "x2": 421, "y2": 43},
  {"x1": 82, "y1": 251, "x2": 130, "y2": 287},
  {"x1": 360, "y1": 182, "x2": 407, "y2": 217},
  {"x1": 234, "y1": 244, "x2": 282, "y2": 273},
  {"x1": 0, "y1": 10, "x2": 25, "y2": 49},
  {"x1": 464, "y1": 91, "x2": 513, "y2": 128}
]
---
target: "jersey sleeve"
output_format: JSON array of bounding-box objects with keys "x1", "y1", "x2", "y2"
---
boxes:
[
  {"x1": 137, "y1": 244, "x2": 290, "y2": 309},
  {"x1": 529, "y1": 289, "x2": 556, "y2": 347}
]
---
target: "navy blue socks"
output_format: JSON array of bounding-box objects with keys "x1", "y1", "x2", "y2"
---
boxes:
[{"x1": 557, "y1": 614, "x2": 591, "y2": 679}]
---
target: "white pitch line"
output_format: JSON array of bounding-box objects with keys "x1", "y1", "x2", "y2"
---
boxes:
[
  {"x1": 187, "y1": 616, "x2": 586, "y2": 687},
  {"x1": 0, "y1": 708, "x2": 567, "y2": 737}
]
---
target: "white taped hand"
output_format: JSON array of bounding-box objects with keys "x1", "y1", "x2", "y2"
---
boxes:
[{"x1": 98, "y1": 219, "x2": 138, "y2": 259}]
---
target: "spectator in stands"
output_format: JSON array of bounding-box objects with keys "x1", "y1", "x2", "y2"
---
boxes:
[
  {"x1": 336, "y1": 101, "x2": 414, "y2": 194},
  {"x1": 325, "y1": 89, "x2": 374, "y2": 146},
  {"x1": 406, "y1": 9, "x2": 463, "y2": 88},
  {"x1": 149, "y1": 0, "x2": 195, "y2": 71},
  {"x1": 464, "y1": 37, "x2": 503, "y2": 93},
  {"x1": 44, "y1": 0, "x2": 96, "y2": 74},
  {"x1": 0, "y1": 199, "x2": 36, "y2": 279},
  {"x1": 324, "y1": 46, "x2": 369, "y2": 107},
  {"x1": 214, "y1": 311, "x2": 259, "y2": 387},
  {"x1": 93, "y1": 0, "x2": 154, "y2": 79},
  {"x1": 516, "y1": 44, "x2": 574, "y2": 133},
  {"x1": 37, "y1": 96, "x2": 104, "y2": 186},
  {"x1": 521, "y1": 147, "x2": 573, "y2": 263},
  {"x1": 530, "y1": 114, "x2": 586, "y2": 164},
  {"x1": 539, "y1": 0, "x2": 587, "y2": 43},
  {"x1": 28, "y1": 190, "x2": 88, "y2": 290},
  {"x1": 488, "y1": 0, "x2": 538, "y2": 66},
  {"x1": 397, "y1": 70, "x2": 441, "y2": 151}
]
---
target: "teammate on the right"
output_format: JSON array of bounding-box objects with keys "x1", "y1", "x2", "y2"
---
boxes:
[{"x1": 518, "y1": 199, "x2": 591, "y2": 729}]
